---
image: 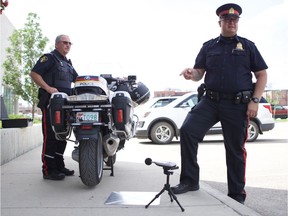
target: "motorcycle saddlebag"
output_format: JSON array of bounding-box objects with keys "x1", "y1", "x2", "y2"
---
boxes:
[
  {"x1": 111, "y1": 91, "x2": 132, "y2": 130},
  {"x1": 49, "y1": 93, "x2": 68, "y2": 134}
]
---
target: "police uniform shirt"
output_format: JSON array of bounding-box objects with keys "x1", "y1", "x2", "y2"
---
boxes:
[
  {"x1": 194, "y1": 35, "x2": 268, "y2": 93},
  {"x1": 32, "y1": 49, "x2": 78, "y2": 93}
]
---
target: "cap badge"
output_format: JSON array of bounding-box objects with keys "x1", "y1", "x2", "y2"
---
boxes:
[{"x1": 229, "y1": 8, "x2": 235, "y2": 14}]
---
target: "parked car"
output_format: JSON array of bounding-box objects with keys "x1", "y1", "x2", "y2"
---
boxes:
[
  {"x1": 136, "y1": 96, "x2": 179, "y2": 109},
  {"x1": 135, "y1": 92, "x2": 275, "y2": 144},
  {"x1": 134, "y1": 96, "x2": 179, "y2": 119},
  {"x1": 271, "y1": 105, "x2": 288, "y2": 119}
]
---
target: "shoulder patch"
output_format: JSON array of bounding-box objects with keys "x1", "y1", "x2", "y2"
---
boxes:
[{"x1": 40, "y1": 55, "x2": 48, "y2": 63}]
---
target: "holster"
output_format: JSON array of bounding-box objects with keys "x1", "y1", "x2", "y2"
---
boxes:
[{"x1": 197, "y1": 83, "x2": 206, "y2": 102}]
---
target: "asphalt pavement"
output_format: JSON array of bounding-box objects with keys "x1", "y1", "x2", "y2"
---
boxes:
[{"x1": 1, "y1": 144, "x2": 262, "y2": 216}]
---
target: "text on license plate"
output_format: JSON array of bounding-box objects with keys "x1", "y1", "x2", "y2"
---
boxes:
[{"x1": 76, "y1": 112, "x2": 99, "y2": 122}]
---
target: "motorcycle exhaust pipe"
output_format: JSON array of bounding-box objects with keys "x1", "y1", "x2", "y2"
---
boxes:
[{"x1": 103, "y1": 134, "x2": 120, "y2": 156}]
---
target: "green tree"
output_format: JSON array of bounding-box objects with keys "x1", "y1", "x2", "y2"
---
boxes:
[{"x1": 2, "y1": 13, "x2": 49, "y2": 118}]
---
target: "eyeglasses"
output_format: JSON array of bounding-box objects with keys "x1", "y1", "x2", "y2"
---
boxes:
[
  {"x1": 60, "y1": 41, "x2": 72, "y2": 45},
  {"x1": 220, "y1": 17, "x2": 239, "y2": 23}
]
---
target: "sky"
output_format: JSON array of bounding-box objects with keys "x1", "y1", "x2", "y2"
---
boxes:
[{"x1": 3, "y1": 0, "x2": 288, "y2": 93}]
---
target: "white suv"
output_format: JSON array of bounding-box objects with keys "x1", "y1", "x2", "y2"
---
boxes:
[{"x1": 135, "y1": 92, "x2": 275, "y2": 144}]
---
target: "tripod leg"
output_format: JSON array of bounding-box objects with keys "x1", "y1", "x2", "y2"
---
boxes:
[
  {"x1": 145, "y1": 188, "x2": 165, "y2": 209},
  {"x1": 167, "y1": 188, "x2": 185, "y2": 212}
]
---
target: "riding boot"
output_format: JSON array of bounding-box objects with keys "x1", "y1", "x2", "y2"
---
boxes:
[
  {"x1": 55, "y1": 152, "x2": 74, "y2": 176},
  {"x1": 42, "y1": 155, "x2": 65, "y2": 180}
]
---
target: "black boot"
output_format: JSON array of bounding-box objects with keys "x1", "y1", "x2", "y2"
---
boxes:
[
  {"x1": 43, "y1": 170, "x2": 65, "y2": 180},
  {"x1": 55, "y1": 153, "x2": 74, "y2": 176},
  {"x1": 59, "y1": 167, "x2": 75, "y2": 176}
]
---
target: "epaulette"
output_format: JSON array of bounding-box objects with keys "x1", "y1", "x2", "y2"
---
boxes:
[
  {"x1": 39, "y1": 53, "x2": 58, "y2": 63},
  {"x1": 237, "y1": 36, "x2": 255, "y2": 45},
  {"x1": 45, "y1": 52, "x2": 64, "y2": 66},
  {"x1": 49, "y1": 52, "x2": 62, "y2": 63},
  {"x1": 203, "y1": 38, "x2": 215, "y2": 45}
]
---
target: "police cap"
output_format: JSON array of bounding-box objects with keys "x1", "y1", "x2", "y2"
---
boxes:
[{"x1": 216, "y1": 3, "x2": 242, "y2": 18}]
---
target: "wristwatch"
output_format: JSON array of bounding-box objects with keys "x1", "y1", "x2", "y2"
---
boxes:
[{"x1": 251, "y1": 97, "x2": 259, "y2": 103}]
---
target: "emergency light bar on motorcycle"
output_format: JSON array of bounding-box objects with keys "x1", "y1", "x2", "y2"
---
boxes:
[
  {"x1": 67, "y1": 93, "x2": 109, "y2": 102},
  {"x1": 62, "y1": 104, "x2": 112, "y2": 109}
]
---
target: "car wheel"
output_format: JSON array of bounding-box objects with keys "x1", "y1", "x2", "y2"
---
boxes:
[
  {"x1": 150, "y1": 122, "x2": 174, "y2": 144},
  {"x1": 247, "y1": 121, "x2": 259, "y2": 142}
]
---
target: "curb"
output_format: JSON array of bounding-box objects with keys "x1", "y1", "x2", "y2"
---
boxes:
[{"x1": 200, "y1": 182, "x2": 262, "y2": 216}]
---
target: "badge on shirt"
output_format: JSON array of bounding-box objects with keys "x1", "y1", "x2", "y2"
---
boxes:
[
  {"x1": 235, "y1": 42, "x2": 244, "y2": 51},
  {"x1": 40, "y1": 56, "x2": 48, "y2": 63}
]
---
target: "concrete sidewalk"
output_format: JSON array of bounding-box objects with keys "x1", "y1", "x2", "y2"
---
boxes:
[{"x1": 1, "y1": 146, "x2": 261, "y2": 216}]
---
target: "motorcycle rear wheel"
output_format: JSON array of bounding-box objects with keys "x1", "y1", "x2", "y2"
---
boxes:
[{"x1": 79, "y1": 134, "x2": 103, "y2": 187}]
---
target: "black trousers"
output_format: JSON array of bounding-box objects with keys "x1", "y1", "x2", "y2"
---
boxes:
[
  {"x1": 41, "y1": 108, "x2": 67, "y2": 175},
  {"x1": 179, "y1": 96, "x2": 248, "y2": 201}
]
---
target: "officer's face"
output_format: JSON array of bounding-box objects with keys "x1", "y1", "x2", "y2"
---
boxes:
[
  {"x1": 218, "y1": 16, "x2": 239, "y2": 37},
  {"x1": 55, "y1": 36, "x2": 72, "y2": 56}
]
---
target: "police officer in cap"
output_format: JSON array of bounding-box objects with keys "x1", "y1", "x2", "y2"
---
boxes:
[
  {"x1": 30, "y1": 34, "x2": 78, "y2": 180},
  {"x1": 171, "y1": 3, "x2": 268, "y2": 204}
]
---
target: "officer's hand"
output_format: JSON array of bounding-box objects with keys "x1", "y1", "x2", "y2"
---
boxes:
[
  {"x1": 180, "y1": 68, "x2": 193, "y2": 80},
  {"x1": 46, "y1": 87, "x2": 59, "y2": 94},
  {"x1": 247, "y1": 102, "x2": 258, "y2": 117}
]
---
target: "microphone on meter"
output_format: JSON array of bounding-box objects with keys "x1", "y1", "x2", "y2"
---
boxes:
[{"x1": 145, "y1": 158, "x2": 178, "y2": 170}]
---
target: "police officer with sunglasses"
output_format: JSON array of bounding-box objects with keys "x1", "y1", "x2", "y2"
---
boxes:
[{"x1": 30, "y1": 34, "x2": 78, "y2": 180}]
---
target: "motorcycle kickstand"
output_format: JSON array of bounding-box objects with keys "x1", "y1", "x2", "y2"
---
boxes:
[
  {"x1": 104, "y1": 156, "x2": 114, "y2": 176},
  {"x1": 110, "y1": 160, "x2": 114, "y2": 176}
]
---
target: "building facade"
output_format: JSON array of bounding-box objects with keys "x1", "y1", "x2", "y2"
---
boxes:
[{"x1": 0, "y1": 12, "x2": 16, "y2": 116}]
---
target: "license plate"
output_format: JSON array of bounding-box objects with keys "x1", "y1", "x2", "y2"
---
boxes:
[{"x1": 76, "y1": 112, "x2": 99, "y2": 123}]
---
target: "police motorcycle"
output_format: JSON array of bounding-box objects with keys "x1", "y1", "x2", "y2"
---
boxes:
[{"x1": 49, "y1": 74, "x2": 150, "y2": 187}]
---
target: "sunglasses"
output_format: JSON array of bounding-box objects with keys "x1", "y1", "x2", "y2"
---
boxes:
[
  {"x1": 220, "y1": 17, "x2": 239, "y2": 23},
  {"x1": 61, "y1": 41, "x2": 72, "y2": 45}
]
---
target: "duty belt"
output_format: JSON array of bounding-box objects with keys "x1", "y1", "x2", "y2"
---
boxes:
[
  {"x1": 206, "y1": 90, "x2": 235, "y2": 100},
  {"x1": 206, "y1": 89, "x2": 252, "y2": 104}
]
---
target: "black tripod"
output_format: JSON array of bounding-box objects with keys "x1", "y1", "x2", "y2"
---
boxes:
[{"x1": 145, "y1": 166, "x2": 185, "y2": 212}]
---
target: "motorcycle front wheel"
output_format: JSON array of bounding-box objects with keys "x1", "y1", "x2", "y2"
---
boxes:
[{"x1": 79, "y1": 133, "x2": 103, "y2": 187}]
